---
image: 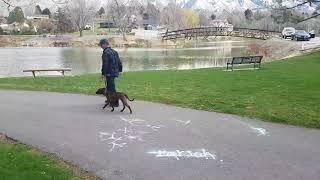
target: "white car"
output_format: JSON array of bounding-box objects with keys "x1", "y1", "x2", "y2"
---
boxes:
[{"x1": 282, "y1": 27, "x2": 295, "y2": 39}]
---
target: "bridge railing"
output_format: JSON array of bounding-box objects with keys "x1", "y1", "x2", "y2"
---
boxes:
[
  {"x1": 160, "y1": 27, "x2": 281, "y2": 38},
  {"x1": 233, "y1": 27, "x2": 280, "y2": 33},
  {"x1": 159, "y1": 26, "x2": 280, "y2": 40}
]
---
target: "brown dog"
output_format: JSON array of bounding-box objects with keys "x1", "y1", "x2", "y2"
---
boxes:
[{"x1": 96, "y1": 88, "x2": 134, "y2": 114}]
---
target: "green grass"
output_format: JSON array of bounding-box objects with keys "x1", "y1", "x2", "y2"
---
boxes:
[
  {"x1": 0, "y1": 141, "x2": 97, "y2": 180},
  {"x1": 0, "y1": 52, "x2": 320, "y2": 128}
]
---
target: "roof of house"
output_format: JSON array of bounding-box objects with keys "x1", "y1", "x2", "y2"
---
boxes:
[{"x1": 26, "y1": 15, "x2": 50, "y2": 20}]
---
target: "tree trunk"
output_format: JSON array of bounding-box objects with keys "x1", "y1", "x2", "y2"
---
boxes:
[
  {"x1": 122, "y1": 32, "x2": 127, "y2": 41},
  {"x1": 80, "y1": 29, "x2": 83, "y2": 37},
  {"x1": 120, "y1": 27, "x2": 127, "y2": 41}
]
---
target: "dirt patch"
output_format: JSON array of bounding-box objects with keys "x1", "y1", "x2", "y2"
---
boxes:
[
  {"x1": 0, "y1": 133, "x2": 8, "y2": 141},
  {"x1": 0, "y1": 132, "x2": 18, "y2": 142},
  {"x1": 0, "y1": 36, "x2": 25, "y2": 47},
  {"x1": 245, "y1": 37, "x2": 311, "y2": 61},
  {"x1": 51, "y1": 35, "x2": 150, "y2": 48}
]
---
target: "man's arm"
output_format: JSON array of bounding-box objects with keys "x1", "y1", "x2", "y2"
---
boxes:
[
  {"x1": 102, "y1": 51, "x2": 109, "y2": 76},
  {"x1": 116, "y1": 51, "x2": 123, "y2": 72}
]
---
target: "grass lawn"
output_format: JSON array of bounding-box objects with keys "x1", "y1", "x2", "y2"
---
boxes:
[
  {"x1": 0, "y1": 139, "x2": 98, "y2": 180},
  {"x1": 0, "y1": 52, "x2": 319, "y2": 128}
]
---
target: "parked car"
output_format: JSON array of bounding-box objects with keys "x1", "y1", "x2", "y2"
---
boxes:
[
  {"x1": 282, "y1": 27, "x2": 295, "y2": 39},
  {"x1": 309, "y1": 30, "x2": 315, "y2": 38},
  {"x1": 291, "y1": 30, "x2": 311, "y2": 41},
  {"x1": 84, "y1": 25, "x2": 92, "y2": 30}
]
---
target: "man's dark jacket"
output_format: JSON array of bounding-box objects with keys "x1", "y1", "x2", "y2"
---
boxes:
[{"x1": 102, "y1": 47, "x2": 122, "y2": 77}]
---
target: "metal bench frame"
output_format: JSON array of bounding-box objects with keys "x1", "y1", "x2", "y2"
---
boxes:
[
  {"x1": 227, "y1": 56, "x2": 263, "y2": 71},
  {"x1": 23, "y1": 68, "x2": 72, "y2": 78}
]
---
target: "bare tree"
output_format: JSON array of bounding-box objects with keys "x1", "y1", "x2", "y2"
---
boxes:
[
  {"x1": 272, "y1": 0, "x2": 320, "y2": 22},
  {"x1": 1, "y1": 0, "x2": 12, "y2": 11},
  {"x1": 160, "y1": 3, "x2": 185, "y2": 30},
  {"x1": 54, "y1": 7, "x2": 75, "y2": 33},
  {"x1": 65, "y1": 0, "x2": 99, "y2": 37},
  {"x1": 105, "y1": 0, "x2": 143, "y2": 41},
  {"x1": 38, "y1": 19, "x2": 55, "y2": 33},
  {"x1": 0, "y1": 0, "x2": 68, "y2": 12},
  {"x1": 1, "y1": 0, "x2": 39, "y2": 11},
  {"x1": 199, "y1": 12, "x2": 210, "y2": 26}
]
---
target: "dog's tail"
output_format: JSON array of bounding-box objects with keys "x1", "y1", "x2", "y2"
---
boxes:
[{"x1": 125, "y1": 94, "x2": 135, "y2": 101}]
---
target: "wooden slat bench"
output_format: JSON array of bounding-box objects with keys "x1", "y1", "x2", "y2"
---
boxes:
[
  {"x1": 53, "y1": 41, "x2": 69, "y2": 47},
  {"x1": 23, "y1": 68, "x2": 72, "y2": 78},
  {"x1": 227, "y1": 56, "x2": 263, "y2": 71}
]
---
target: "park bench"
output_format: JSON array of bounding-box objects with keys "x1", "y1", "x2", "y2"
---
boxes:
[
  {"x1": 23, "y1": 68, "x2": 72, "y2": 78},
  {"x1": 227, "y1": 56, "x2": 263, "y2": 71},
  {"x1": 53, "y1": 41, "x2": 69, "y2": 47}
]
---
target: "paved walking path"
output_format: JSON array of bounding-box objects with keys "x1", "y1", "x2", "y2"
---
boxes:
[{"x1": 1, "y1": 90, "x2": 320, "y2": 180}]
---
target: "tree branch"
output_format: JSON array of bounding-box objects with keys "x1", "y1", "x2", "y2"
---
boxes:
[
  {"x1": 280, "y1": 1, "x2": 309, "y2": 10},
  {"x1": 298, "y1": 13, "x2": 320, "y2": 22},
  {"x1": 1, "y1": 0, "x2": 14, "y2": 11},
  {"x1": 273, "y1": 0, "x2": 320, "y2": 10},
  {"x1": 270, "y1": 0, "x2": 320, "y2": 22}
]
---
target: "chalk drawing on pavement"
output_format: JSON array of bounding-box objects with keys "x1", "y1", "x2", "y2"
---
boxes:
[
  {"x1": 148, "y1": 149, "x2": 217, "y2": 160},
  {"x1": 99, "y1": 117, "x2": 164, "y2": 152},
  {"x1": 249, "y1": 126, "x2": 269, "y2": 136},
  {"x1": 174, "y1": 119, "x2": 191, "y2": 126},
  {"x1": 120, "y1": 116, "x2": 165, "y2": 131},
  {"x1": 233, "y1": 120, "x2": 270, "y2": 136},
  {"x1": 99, "y1": 132, "x2": 127, "y2": 152},
  {"x1": 119, "y1": 116, "x2": 146, "y2": 126}
]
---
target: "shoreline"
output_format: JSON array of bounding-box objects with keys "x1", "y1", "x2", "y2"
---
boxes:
[{"x1": 1, "y1": 34, "x2": 320, "y2": 61}]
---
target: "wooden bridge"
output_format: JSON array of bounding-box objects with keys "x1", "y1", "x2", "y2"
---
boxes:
[{"x1": 160, "y1": 27, "x2": 280, "y2": 40}]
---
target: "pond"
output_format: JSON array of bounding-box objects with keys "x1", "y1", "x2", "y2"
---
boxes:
[{"x1": 0, "y1": 40, "x2": 254, "y2": 77}]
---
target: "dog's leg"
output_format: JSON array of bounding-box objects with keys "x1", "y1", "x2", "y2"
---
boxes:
[
  {"x1": 120, "y1": 105, "x2": 126, "y2": 112},
  {"x1": 102, "y1": 102, "x2": 109, "y2": 109},
  {"x1": 128, "y1": 105, "x2": 132, "y2": 114},
  {"x1": 120, "y1": 100, "x2": 126, "y2": 112},
  {"x1": 111, "y1": 106, "x2": 115, "y2": 112},
  {"x1": 121, "y1": 98, "x2": 132, "y2": 114}
]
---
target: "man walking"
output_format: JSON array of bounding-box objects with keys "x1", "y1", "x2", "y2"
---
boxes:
[{"x1": 99, "y1": 39, "x2": 122, "y2": 107}]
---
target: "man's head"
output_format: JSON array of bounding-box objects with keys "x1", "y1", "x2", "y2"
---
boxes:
[{"x1": 99, "y1": 39, "x2": 109, "y2": 49}]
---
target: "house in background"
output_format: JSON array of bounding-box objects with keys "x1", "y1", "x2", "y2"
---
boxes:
[
  {"x1": 99, "y1": 21, "x2": 116, "y2": 28},
  {"x1": 95, "y1": 16, "x2": 116, "y2": 29},
  {"x1": 209, "y1": 19, "x2": 233, "y2": 31},
  {"x1": 0, "y1": 22, "x2": 30, "y2": 32},
  {"x1": 142, "y1": 13, "x2": 159, "y2": 30}
]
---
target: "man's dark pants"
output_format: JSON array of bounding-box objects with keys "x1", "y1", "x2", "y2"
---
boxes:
[
  {"x1": 105, "y1": 76, "x2": 119, "y2": 107},
  {"x1": 106, "y1": 76, "x2": 116, "y2": 93}
]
